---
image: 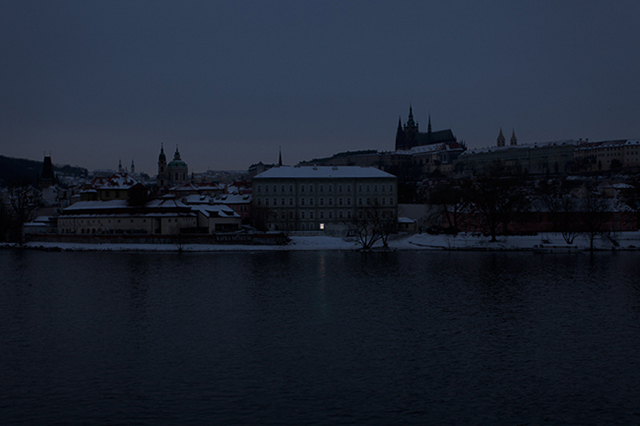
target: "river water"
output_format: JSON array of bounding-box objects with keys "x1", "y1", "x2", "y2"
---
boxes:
[{"x1": 1, "y1": 249, "x2": 639, "y2": 425}]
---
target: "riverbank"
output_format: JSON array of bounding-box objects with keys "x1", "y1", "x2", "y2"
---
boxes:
[{"x1": 4, "y1": 231, "x2": 640, "y2": 252}]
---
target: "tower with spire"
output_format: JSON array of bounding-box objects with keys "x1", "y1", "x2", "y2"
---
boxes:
[
  {"x1": 497, "y1": 128, "x2": 506, "y2": 147},
  {"x1": 37, "y1": 152, "x2": 56, "y2": 189},
  {"x1": 166, "y1": 145, "x2": 188, "y2": 186},
  {"x1": 395, "y1": 105, "x2": 457, "y2": 151},
  {"x1": 510, "y1": 129, "x2": 517, "y2": 146},
  {"x1": 158, "y1": 144, "x2": 168, "y2": 188}
]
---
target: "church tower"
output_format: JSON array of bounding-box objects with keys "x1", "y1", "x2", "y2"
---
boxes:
[
  {"x1": 158, "y1": 144, "x2": 168, "y2": 188},
  {"x1": 510, "y1": 129, "x2": 517, "y2": 146},
  {"x1": 497, "y1": 128, "x2": 506, "y2": 147},
  {"x1": 395, "y1": 117, "x2": 405, "y2": 151}
]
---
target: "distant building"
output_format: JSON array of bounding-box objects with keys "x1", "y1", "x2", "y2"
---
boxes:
[
  {"x1": 158, "y1": 145, "x2": 189, "y2": 189},
  {"x1": 58, "y1": 198, "x2": 197, "y2": 235},
  {"x1": 457, "y1": 139, "x2": 578, "y2": 176},
  {"x1": 37, "y1": 154, "x2": 56, "y2": 189},
  {"x1": 573, "y1": 139, "x2": 640, "y2": 172},
  {"x1": 252, "y1": 166, "x2": 397, "y2": 233},
  {"x1": 79, "y1": 173, "x2": 148, "y2": 204},
  {"x1": 395, "y1": 105, "x2": 457, "y2": 151}
]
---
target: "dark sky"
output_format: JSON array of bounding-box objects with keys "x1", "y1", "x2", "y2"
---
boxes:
[{"x1": 2, "y1": 0, "x2": 639, "y2": 174}]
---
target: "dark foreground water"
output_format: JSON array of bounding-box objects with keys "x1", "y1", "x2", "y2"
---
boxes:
[{"x1": 1, "y1": 249, "x2": 640, "y2": 425}]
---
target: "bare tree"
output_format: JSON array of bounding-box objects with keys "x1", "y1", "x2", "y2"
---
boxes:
[
  {"x1": 348, "y1": 201, "x2": 396, "y2": 249},
  {"x1": 464, "y1": 176, "x2": 530, "y2": 242},
  {"x1": 422, "y1": 181, "x2": 469, "y2": 234},
  {"x1": 535, "y1": 180, "x2": 579, "y2": 244},
  {"x1": 8, "y1": 178, "x2": 40, "y2": 243},
  {"x1": 620, "y1": 177, "x2": 640, "y2": 229},
  {"x1": 578, "y1": 188, "x2": 611, "y2": 252}
]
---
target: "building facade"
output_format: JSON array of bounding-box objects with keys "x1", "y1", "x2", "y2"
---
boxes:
[
  {"x1": 573, "y1": 139, "x2": 640, "y2": 172},
  {"x1": 252, "y1": 166, "x2": 397, "y2": 232},
  {"x1": 158, "y1": 145, "x2": 189, "y2": 189}
]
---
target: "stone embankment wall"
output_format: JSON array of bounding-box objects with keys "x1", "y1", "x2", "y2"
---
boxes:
[{"x1": 26, "y1": 233, "x2": 288, "y2": 245}]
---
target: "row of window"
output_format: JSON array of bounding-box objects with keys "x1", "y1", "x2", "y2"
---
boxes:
[
  {"x1": 257, "y1": 197, "x2": 394, "y2": 207},
  {"x1": 272, "y1": 209, "x2": 393, "y2": 221},
  {"x1": 256, "y1": 183, "x2": 395, "y2": 194}
]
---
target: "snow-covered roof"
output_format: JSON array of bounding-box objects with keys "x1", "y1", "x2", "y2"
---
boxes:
[
  {"x1": 395, "y1": 142, "x2": 465, "y2": 155},
  {"x1": 254, "y1": 166, "x2": 396, "y2": 179},
  {"x1": 63, "y1": 198, "x2": 191, "y2": 213},
  {"x1": 575, "y1": 139, "x2": 640, "y2": 151},
  {"x1": 86, "y1": 173, "x2": 142, "y2": 190},
  {"x1": 65, "y1": 200, "x2": 130, "y2": 211},
  {"x1": 462, "y1": 140, "x2": 578, "y2": 156},
  {"x1": 213, "y1": 194, "x2": 252, "y2": 204},
  {"x1": 398, "y1": 217, "x2": 416, "y2": 223},
  {"x1": 191, "y1": 205, "x2": 240, "y2": 218}
]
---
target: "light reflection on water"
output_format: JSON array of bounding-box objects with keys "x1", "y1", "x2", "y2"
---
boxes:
[{"x1": 1, "y1": 249, "x2": 640, "y2": 425}]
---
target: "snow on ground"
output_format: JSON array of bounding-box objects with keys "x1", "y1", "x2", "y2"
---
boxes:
[{"x1": 5, "y1": 231, "x2": 640, "y2": 252}]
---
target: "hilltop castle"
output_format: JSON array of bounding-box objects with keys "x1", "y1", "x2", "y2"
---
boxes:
[{"x1": 395, "y1": 105, "x2": 457, "y2": 151}]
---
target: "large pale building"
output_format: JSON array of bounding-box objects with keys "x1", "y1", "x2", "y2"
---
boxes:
[{"x1": 252, "y1": 166, "x2": 397, "y2": 232}]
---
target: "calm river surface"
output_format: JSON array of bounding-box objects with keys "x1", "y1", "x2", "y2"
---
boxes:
[{"x1": 1, "y1": 249, "x2": 640, "y2": 425}]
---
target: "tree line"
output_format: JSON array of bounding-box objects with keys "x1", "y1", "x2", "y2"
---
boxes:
[{"x1": 421, "y1": 174, "x2": 640, "y2": 251}]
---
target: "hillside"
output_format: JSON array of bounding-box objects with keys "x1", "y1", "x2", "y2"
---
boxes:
[{"x1": 0, "y1": 155, "x2": 88, "y2": 186}]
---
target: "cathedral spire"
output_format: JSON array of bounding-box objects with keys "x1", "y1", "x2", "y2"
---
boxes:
[
  {"x1": 406, "y1": 104, "x2": 416, "y2": 127},
  {"x1": 278, "y1": 146, "x2": 283, "y2": 167},
  {"x1": 510, "y1": 129, "x2": 517, "y2": 146},
  {"x1": 428, "y1": 114, "x2": 432, "y2": 134},
  {"x1": 497, "y1": 128, "x2": 506, "y2": 147}
]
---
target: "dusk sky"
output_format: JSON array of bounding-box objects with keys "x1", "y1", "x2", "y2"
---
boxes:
[{"x1": 2, "y1": 0, "x2": 639, "y2": 175}]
